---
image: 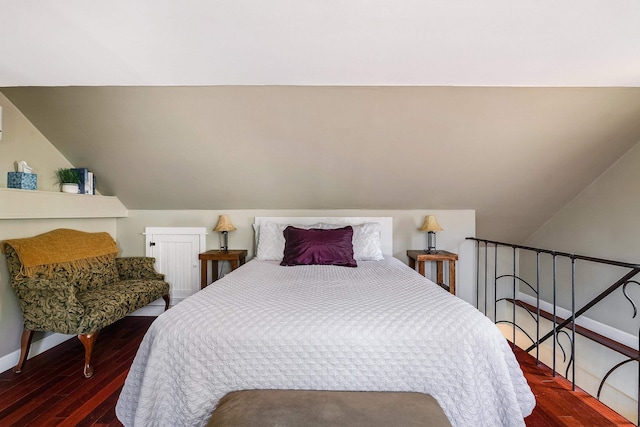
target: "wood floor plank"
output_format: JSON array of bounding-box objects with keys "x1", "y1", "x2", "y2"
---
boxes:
[
  {"x1": 91, "y1": 386, "x2": 125, "y2": 426},
  {"x1": 515, "y1": 346, "x2": 635, "y2": 427},
  {"x1": 56, "y1": 371, "x2": 129, "y2": 427},
  {"x1": 27, "y1": 365, "x2": 128, "y2": 425},
  {"x1": 0, "y1": 359, "x2": 78, "y2": 405},
  {"x1": 0, "y1": 376, "x2": 64, "y2": 422}
]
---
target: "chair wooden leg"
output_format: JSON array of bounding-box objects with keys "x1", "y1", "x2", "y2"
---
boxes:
[
  {"x1": 78, "y1": 331, "x2": 99, "y2": 378},
  {"x1": 13, "y1": 329, "x2": 34, "y2": 374},
  {"x1": 163, "y1": 294, "x2": 170, "y2": 311}
]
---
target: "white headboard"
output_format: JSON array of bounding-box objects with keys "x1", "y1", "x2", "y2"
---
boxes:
[{"x1": 254, "y1": 217, "x2": 393, "y2": 256}]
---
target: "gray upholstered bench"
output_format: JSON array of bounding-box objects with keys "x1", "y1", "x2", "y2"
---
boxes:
[{"x1": 208, "y1": 390, "x2": 452, "y2": 427}]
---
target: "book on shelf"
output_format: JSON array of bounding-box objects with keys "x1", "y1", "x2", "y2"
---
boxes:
[
  {"x1": 71, "y1": 168, "x2": 96, "y2": 194},
  {"x1": 88, "y1": 172, "x2": 94, "y2": 195}
]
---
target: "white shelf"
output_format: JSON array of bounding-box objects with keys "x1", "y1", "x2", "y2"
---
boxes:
[{"x1": 0, "y1": 188, "x2": 128, "y2": 219}]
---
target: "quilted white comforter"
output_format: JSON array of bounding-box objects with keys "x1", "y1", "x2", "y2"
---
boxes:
[{"x1": 116, "y1": 257, "x2": 535, "y2": 427}]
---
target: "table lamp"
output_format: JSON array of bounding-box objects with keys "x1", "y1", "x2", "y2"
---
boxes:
[
  {"x1": 419, "y1": 215, "x2": 443, "y2": 253},
  {"x1": 214, "y1": 214, "x2": 236, "y2": 252}
]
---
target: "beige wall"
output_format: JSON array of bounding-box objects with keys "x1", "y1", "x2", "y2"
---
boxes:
[
  {"x1": 523, "y1": 140, "x2": 640, "y2": 334},
  {"x1": 0, "y1": 92, "x2": 73, "y2": 191},
  {"x1": 525, "y1": 140, "x2": 640, "y2": 261}
]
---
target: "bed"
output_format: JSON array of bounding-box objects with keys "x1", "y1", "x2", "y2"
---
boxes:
[{"x1": 116, "y1": 217, "x2": 535, "y2": 427}]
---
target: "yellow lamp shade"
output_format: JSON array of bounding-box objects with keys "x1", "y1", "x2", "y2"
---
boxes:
[
  {"x1": 419, "y1": 215, "x2": 443, "y2": 232},
  {"x1": 214, "y1": 214, "x2": 236, "y2": 232}
]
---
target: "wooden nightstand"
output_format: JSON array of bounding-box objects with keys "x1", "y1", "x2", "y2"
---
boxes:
[
  {"x1": 199, "y1": 249, "x2": 247, "y2": 289},
  {"x1": 407, "y1": 250, "x2": 458, "y2": 295}
]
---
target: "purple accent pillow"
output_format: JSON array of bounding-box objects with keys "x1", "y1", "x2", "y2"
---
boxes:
[{"x1": 280, "y1": 226, "x2": 357, "y2": 267}]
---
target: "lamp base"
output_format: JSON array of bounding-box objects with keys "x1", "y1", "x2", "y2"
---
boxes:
[
  {"x1": 426, "y1": 231, "x2": 437, "y2": 253},
  {"x1": 221, "y1": 231, "x2": 229, "y2": 252}
]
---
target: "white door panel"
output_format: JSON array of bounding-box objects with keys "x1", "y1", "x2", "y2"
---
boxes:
[{"x1": 145, "y1": 227, "x2": 206, "y2": 305}]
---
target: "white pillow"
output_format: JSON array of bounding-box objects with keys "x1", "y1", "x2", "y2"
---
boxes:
[
  {"x1": 255, "y1": 221, "x2": 321, "y2": 261},
  {"x1": 318, "y1": 222, "x2": 384, "y2": 261},
  {"x1": 352, "y1": 222, "x2": 384, "y2": 261}
]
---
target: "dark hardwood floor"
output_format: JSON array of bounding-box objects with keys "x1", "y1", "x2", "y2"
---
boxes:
[
  {"x1": 515, "y1": 345, "x2": 634, "y2": 427},
  {"x1": 0, "y1": 316, "x2": 635, "y2": 426},
  {"x1": 0, "y1": 317, "x2": 152, "y2": 427}
]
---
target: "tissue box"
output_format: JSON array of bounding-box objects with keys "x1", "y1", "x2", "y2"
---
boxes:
[{"x1": 7, "y1": 172, "x2": 37, "y2": 190}]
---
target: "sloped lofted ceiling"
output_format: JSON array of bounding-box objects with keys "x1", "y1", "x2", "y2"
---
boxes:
[
  {"x1": 2, "y1": 1, "x2": 640, "y2": 243},
  {"x1": 2, "y1": 1, "x2": 640, "y2": 86}
]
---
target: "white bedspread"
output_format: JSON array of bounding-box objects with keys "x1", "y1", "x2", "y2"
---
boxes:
[{"x1": 116, "y1": 257, "x2": 535, "y2": 427}]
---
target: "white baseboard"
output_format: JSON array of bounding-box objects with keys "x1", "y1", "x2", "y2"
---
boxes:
[
  {"x1": 0, "y1": 332, "x2": 74, "y2": 375},
  {"x1": 518, "y1": 293, "x2": 638, "y2": 350},
  {"x1": 127, "y1": 297, "x2": 178, "y2": 316},
  {"x1": 128, "y1": 302, "x2": 168, "y2": 316}
]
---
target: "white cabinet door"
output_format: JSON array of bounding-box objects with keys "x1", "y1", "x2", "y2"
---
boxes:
[{"x1": 145, "y1": 227, "x2": 206, "y2": 305}]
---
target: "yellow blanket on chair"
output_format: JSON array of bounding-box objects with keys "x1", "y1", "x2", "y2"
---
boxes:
[{"x1": 2, "y1": 228, "x2": 119, "y2": 277}]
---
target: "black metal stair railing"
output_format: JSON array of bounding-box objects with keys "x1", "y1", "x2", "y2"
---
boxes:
[{"x1": 467, "y1": 237, "x2": 640, "y2": 424}]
